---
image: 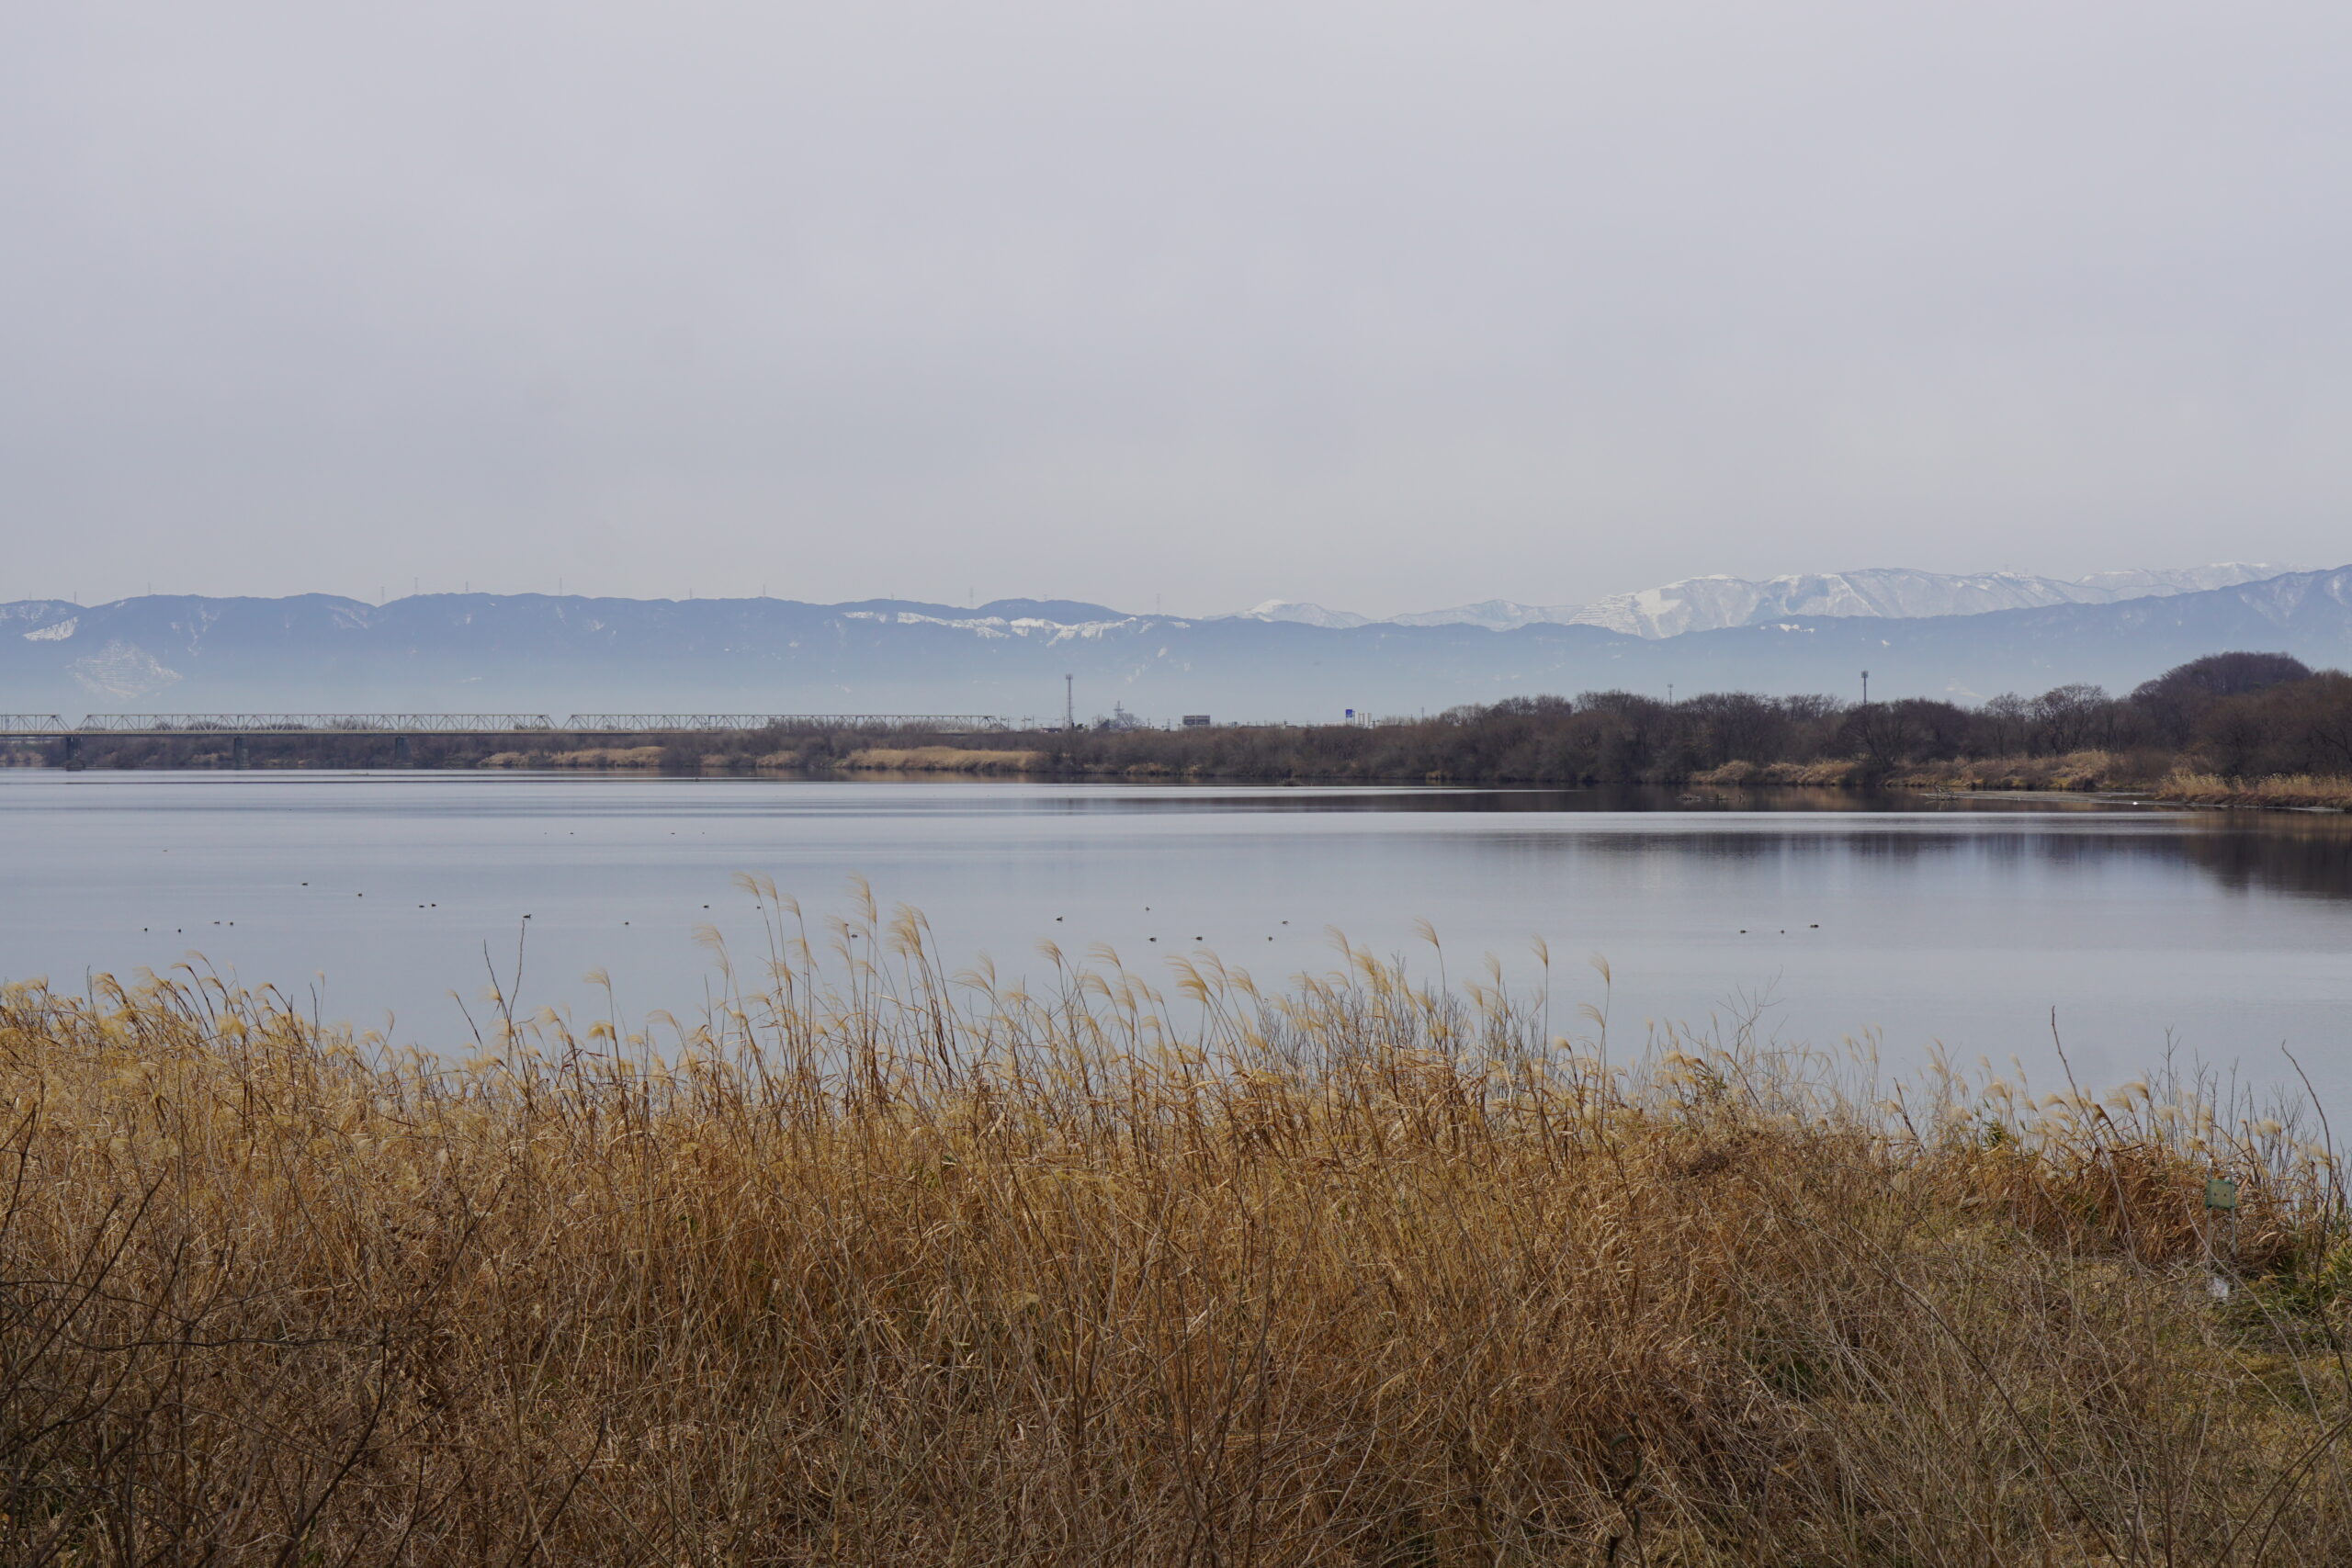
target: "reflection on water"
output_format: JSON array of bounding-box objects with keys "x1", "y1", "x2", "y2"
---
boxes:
[
  {"x1": 1002, "y1": 784, "x2": 2111, "y2": 818},
  {"x1": 1, "y1": 772, "x2": 2346, "y2": 1097},
  {"x1": 2178, "y1": 816, "x2": 2352, "y2": 900}
]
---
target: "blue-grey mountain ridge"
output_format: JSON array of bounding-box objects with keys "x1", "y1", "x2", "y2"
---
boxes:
[{"x1": 4, "y1": 567, "x2": 2349, "y2": 725}]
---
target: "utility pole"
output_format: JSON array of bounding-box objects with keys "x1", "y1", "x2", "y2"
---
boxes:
[{"x1": 1065, "y1": 674, "x2": 1075, "y2": 731}]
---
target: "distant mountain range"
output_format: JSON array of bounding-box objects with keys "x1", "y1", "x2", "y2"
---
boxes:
[
  {"x1": 3, "y1": 566, "x2": 2347, "y2": 724},
  {"x1": 1227, "y1": 563, "x2": 2290, "y2": 637}
]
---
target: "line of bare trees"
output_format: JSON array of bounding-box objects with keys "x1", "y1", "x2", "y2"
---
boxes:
[
  {"x1": 1016, "y1": 651, "x2": 2352, "y2": 784},
  {"x1": 14, "y1": 652, "x2": 2347, "y2": 783}
]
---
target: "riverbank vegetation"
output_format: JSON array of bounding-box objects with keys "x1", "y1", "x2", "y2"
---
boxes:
[
  {"x1": 6, "y1": 895, "x2": 2352, "y2": 1564},
  {"x1": 11, "y1": 652, "x2": 2352, "y2": 806},
  {"x1": 839, "y1": 744, "x2": 1050, "y2": 773},
  {"x1": 994, "y1": 653, "x2": 2351, "y2": 799},
  {"x1": 2152, "y1": 773, "x2": 2352, "y2": 811}
]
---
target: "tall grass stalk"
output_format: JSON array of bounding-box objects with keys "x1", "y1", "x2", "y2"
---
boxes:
[{"x1": 5, "y1": 884, "x2": 2349, "y2": 1564}]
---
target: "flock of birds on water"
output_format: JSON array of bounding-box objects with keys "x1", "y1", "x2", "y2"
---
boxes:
[{"x1": 132, "y1": 822, "x2": 1828, "y2": 944}]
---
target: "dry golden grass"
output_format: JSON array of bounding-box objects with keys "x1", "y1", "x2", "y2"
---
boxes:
[
  {"x1": 1688, "y1": 759, "x2": 1863, "y2": 787},
  {"x1": 1889, "y1": 750, "x2": 2132, "y2": 793},
  {"x1": 2155, "y1": 772, "x2": 2352, "y2": 811},
  {"x1": 6, "y1": 886, "x2": 2352, "y2": 1564},
  {"x1": 841, "y1": 746, "x2": 1049, "y2": 773},
  {"x1": 478, "y1": 745, "x2": 667, "y2": 770}
]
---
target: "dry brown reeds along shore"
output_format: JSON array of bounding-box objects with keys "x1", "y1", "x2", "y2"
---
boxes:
[{"x1": 6, "y1": 884, "x2": 2351, "y2": 1565}]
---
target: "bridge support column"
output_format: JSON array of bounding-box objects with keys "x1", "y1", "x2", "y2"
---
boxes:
[
  {"x1": 232, "y1": 735, "x2": 248, "y2": 769},
  {"x1": 394, "y1": 734, "x2": 413, "y2": 766},
  {"x1": 62, "y1": 734, "x2": 78, "y2": 770}
]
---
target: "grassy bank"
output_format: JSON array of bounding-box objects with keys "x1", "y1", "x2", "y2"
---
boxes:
[
  {"x1": 2153, "y1": 772, "x2": 2352, "y2": 811},
  {"x1": 1866, "y1": 756, "x2": 2352, "y2": 810},
  {"x1": 6, "y1": 895, "x2": 2351, "y2": 1564},
  {"x1": 1866, "y1": 753, "x2": 2352, "y2": 807},
  {"x1": 1883, "y1": 749, "x2": 2145, "y2": 793},
  {"x1": 839, "y1": 745, "x2": 1051, "y2": 773},
  {"x1": 1686, "y1": 758, "x2": 1864, "y2": 787},
  {"x1": 480, "y1": 744, "x2": 668, "y2": 770}
]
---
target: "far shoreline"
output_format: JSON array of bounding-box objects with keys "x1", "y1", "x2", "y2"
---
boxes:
[{"x1": 13, "y1": 756, "x2": 2347, "y2": 818}]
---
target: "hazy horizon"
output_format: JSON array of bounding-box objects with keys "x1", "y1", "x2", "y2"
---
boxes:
[
  {"x1": 8, "y1": 5, "x2": 2351, "y2": 614},
  {"x1": 0, "y1": 557, "x2": 2326, "y2": 623}
]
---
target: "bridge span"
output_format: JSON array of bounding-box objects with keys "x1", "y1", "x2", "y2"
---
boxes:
[
  {"x1": 1, "y1": 712, "x2": 1009, "y2": 738},
  {"x1": 2, "y1": 712, "x2": 1014, "y2": 764}
]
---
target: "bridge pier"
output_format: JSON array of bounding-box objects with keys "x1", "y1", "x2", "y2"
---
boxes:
[
  {"x1": 394, "y1": 733, "x2": 413, "y2": 766},
  {"x1": 62, "y1": 734, "x2": 78, "y2": 770},
  {"x1": 232, "y1": 735, "x2": 248, "y2": 769}
]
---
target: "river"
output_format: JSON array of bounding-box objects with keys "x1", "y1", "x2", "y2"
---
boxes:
[{"x1": 4, "y1": 770, "x2": 2347, "y2": 1097}]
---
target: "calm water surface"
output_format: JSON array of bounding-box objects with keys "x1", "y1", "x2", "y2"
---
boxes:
[{"x1": 4, "y1": 771, "x2": 2349, "y2": 1095}]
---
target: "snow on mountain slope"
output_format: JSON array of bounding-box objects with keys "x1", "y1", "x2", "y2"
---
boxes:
[
  {"x1": 1225, "y1": 564, "x2": 2293, "y2": 638},
  {"x1": 1567, "y1": 570, "x2": 2098, "y2": 637},
  {"x1": 1387, "y1": 599, "x2": 1559, "y2": 631},
  {"x1": 1566, "y1": 563, "x2": 2293, "y2": 636},
  {"x1": 1222, "y1": 600, "x2": 1372, "y2": 629},
  {"x1": 2072, "y1": 564, "x2": 2290, "y2": 598},
  {"x1": 2, "y1": 570, "x2": 2342, "y2": 717}
]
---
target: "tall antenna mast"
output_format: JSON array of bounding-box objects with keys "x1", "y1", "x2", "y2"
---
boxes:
[{"x1": 1065, "y1": 673, "x2": 1075, "y2": 731}]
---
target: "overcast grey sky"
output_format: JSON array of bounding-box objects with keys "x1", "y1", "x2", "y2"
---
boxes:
[{"x1": 4, "y1": 3, "x2": 2348, "y2": 615}]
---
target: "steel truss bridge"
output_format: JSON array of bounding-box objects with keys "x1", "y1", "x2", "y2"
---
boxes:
[
  {"x1": 563, "y1": 714, "x2": 1005, "y2": 733},
  {"x1": 0, "y1": 713, "x2": 1006, "y2": 737}
]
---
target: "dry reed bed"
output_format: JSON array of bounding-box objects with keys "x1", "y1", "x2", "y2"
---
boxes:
[
  {"x1": 6, "y1": 884, "x2": 2351, "y2": 1565},
  {"x1": 839, "y1": 746, "x2": 1051, "y2": 773},
  {"x1": 478, "y1": 746, "x2": 669, "y2": 771},
  {"x1": 1687, "y1": 760, "x2": 1863, "y2": 787},
  {"x1": 1887, "y1": 750, "x2": 2134, "y2": 794},
  {"x1": 2154, "y1": 772, "x2": 2352, "y2": 811}
]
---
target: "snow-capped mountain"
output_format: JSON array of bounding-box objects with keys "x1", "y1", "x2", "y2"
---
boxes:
[
  {"x1": 2072, "y1": 565, "x2": 2292, "y2": 598},
  {"x1": 1388, "y1": 600, "x2": 1562, "y2": 632},
  {"x1": 1226, "y1": 600, "x2": 1373, "y2": 629},
  {"x1": 1560, "y1": 566, "x2": 2290, "y2": 638},
  {"x1": 1227, "y1": 564, "x2": 2291, "y2": 639},
  {"x1": 2, "y1": 567, "x2": 2346, "y2": 719}
]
